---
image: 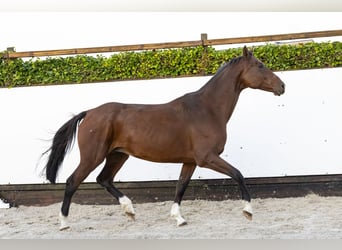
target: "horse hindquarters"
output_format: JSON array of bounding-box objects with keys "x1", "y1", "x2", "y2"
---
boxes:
[{"x1": 59, "y1": 115, "x2": 114, "y2": 230}]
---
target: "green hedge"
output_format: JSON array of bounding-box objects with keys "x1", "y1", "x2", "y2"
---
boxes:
[{"x1": 0, "y1": 42, "x2": 341, "y2": 87}]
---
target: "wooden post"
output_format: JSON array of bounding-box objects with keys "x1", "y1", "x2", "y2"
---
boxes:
[
  {"x1": 6, "y1": 47, "x2": 15, "y2": 52},
  {"x1": 201, "y1": 33, "x2": 209, "y2": 76},
  {"x1": 2, "y1": 47, "x2": 16, "y2": 60},
  {"x1": 201, "y1": 33, "x2": 208, "y2": 46}
]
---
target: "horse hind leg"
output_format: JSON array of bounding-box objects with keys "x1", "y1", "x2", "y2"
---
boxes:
[
  {"x1": 59, "y1": 142, "x2": 110, "y2": 230},
  {"x1": 171, "y1": 163, "x2": 196, "y2": 226},
  {"x1": 96, "y1": 151, "x2": 135, "y2": 220},
  {"x1": 59, "y1": 159, "x2": 105, "y2": 230}
]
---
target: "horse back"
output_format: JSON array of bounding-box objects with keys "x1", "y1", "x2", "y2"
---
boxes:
[{"x1": 78, "y1": 101, "x2": 194, "y2": 163}]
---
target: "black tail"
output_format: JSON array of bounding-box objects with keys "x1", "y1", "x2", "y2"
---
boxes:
[{"x1": 43, "y1": 111, "x2": 87, "y2": 184}]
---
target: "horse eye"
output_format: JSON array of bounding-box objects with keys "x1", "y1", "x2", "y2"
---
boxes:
[{"x1": 258, "y1": 64, "x2": 264, "y2": 68}]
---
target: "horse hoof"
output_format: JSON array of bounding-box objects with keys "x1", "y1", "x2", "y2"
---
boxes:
[
  {"x1": 59, "y1": 225, "x2": 70, "y2": 231},
  {"x1": 59, "y1": 212, "x2": 70, "y2": 231},
  {"x1": 126, "y1": 212, "x2": 136, "y2": 221},
  {"x1": 177, "y1": 220, "x2": 188, "y2": 227},
  {"x1": 119, "y1": 196, "x2": 135, "y2": 219},
  {"x1": 242, "y1": 201, "x2": 253, "y2": 221},
  {"x1": 243, "y1": 210, "x2": 253, "y2": 221}
]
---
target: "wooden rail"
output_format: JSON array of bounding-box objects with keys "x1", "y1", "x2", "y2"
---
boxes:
[
  {"x1": 1, "y1": 174, "x2": 342, "y2": 207},
  {"x1": 3, "y1": 29, "x2": 342, "y2": 59}
]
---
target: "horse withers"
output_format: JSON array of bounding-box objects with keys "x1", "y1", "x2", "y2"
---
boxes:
[{"x1": 43, "y1": 46, "x2": 285, "y2": 230}]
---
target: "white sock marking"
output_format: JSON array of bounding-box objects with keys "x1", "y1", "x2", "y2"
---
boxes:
[
  {"x1": 59, "y1": 211, "x2": 70, "y2": 231},
  {"x1": 119, "y1": 196, "x2": 135, "y2": 215},
  {"x1": 243, "y1": 201, "x2": 253, "y2": 215},
  {"x1": 170, "y1": 203, "x2": 187, "y2": 226}
]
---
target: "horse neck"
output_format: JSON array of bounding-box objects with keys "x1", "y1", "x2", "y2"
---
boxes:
[{"x1": 198, "y1": 63, "x2": 243, "y2": 124}]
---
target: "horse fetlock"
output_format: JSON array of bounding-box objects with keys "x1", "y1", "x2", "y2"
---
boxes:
[
  {"x1": 175, "y1": 217, "x2": 187, "y2": 226},
  {"x1": 119, "y1": 196, "x2": 135, "y2": 219},
  {"x1": 59, "y1": 211, "x2": 70, "y2": 231},
  {"x1": 242, "y1": 201, "x2": 253, "y2": 221},
  {"x1": 171, "y1": 203, "x2": 187, "y2": 226}
]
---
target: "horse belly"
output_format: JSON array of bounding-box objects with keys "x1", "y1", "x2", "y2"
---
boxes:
[
  {"x1": 112, "y1": 104, "x2": 195, "y2": 163},
  {"x1": 115, "y1": 124, "x2": 193, "y2": 163}
]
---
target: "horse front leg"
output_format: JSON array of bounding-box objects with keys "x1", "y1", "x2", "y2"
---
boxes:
[
  {"x1": 171, "y1": 163, "x2": 196, "y2": 226},
  {"x1": 196, "y1": 153, "x2": 253, "y2": 220}
]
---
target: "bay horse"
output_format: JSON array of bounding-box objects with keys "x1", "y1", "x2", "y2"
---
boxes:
[{"x1": 43, "y1": 46, "x2": 285, "y2": 230}]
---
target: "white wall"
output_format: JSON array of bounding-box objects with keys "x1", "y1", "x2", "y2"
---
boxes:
[{"x1": 0, "y1": 68, "x2": 341, "y2": 184}]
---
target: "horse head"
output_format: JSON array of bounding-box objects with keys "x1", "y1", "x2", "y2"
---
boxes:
[{"x1": 240, "y1": 46, "x2": 285, "y2": 96}]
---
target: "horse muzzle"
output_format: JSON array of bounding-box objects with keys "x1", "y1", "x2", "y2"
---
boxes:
[{"x1": 274, "y1": 82, "x2": 285, "y2": 96}]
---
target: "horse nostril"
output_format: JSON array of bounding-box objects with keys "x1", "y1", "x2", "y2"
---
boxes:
[{"x1": 275, "y1": 82, "x2": 285, "y2": 96}]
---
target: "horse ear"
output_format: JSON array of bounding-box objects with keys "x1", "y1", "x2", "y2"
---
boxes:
[{"x1": 243, "y1": 46, "x2": 249, "y2": 57}]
